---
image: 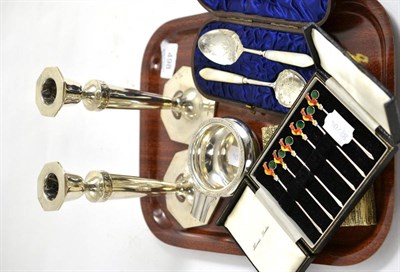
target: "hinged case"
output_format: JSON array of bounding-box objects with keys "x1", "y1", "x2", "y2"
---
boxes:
[
  {"x1": 217, "y1": 24, "x2": 400, "y2": 272},
  {"x1": 192, "y1": 0, "x2": 333, "y2": 113}
]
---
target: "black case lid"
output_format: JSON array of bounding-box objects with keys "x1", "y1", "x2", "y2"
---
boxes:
[{"x1": 304, "y1": 24, "x2": 400, "y2": 144}]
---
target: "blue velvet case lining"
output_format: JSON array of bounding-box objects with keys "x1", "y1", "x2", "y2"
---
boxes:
[
  {"x1": 200, "y1": 0, "x2": 329, "y2": 23},
  {"x1": 194, "y1": 21, "x2": 317, "y2": 113}
]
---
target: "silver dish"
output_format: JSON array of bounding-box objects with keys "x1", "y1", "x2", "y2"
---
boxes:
[{"x1": 188, "y1": 117, "x2": 260, "y2": 222}]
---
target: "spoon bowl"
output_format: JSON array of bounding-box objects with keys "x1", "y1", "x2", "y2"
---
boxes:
[{"x1": 198, "y1": 29, "x2": 243, "y2": 65}]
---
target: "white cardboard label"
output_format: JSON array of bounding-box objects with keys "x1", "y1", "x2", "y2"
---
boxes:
[
  {"x1": 160, "y1": 40, "x2": 178, "y2": 79},
  {"x1": 323, "y1": 110, "x2": 354, "y2": 146},
  {"x1": 227, "y1": 145, "x2": 240, "y2": 168}
]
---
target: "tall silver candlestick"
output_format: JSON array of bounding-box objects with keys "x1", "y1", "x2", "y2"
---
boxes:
[
  {"x1": 38, "y1": 162, "x2": 191, "y2": 211},
  {"x1": 36, "y1": 67, "x2": 209, "y2": 120}
]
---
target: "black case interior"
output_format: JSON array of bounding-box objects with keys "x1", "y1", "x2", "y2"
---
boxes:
[{"x1": 251, "y1": 75, "x2": 389, "y2": 244}]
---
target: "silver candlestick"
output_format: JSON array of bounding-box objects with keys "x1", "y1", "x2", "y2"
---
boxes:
[
  {"x1": 38, "y1": 162, "x2": 192, "y2": 211},
  {"x1": 36, "y1": 67, "x2": 210, "y2": 119}
]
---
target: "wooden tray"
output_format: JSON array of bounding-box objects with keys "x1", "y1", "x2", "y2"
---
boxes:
[{"x1": 140, "y1": 0, "x2": 396, "y2": 266}]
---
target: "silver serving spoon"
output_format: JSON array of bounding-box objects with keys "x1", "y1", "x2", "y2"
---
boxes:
[
  {"x1": 198, "y1": 29, "x2": 314, "y2": 68},
  {"x1": 199, "y1": 67, "x2": 306, "y2": 108}
]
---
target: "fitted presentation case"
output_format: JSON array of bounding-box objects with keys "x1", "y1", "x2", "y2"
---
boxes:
[
  {"x1": 217, "y1": 23, "x2": 400, "y2": 272},
  {"x1": 192, "y1": 0, "x2": 333, "y2": 114}
]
